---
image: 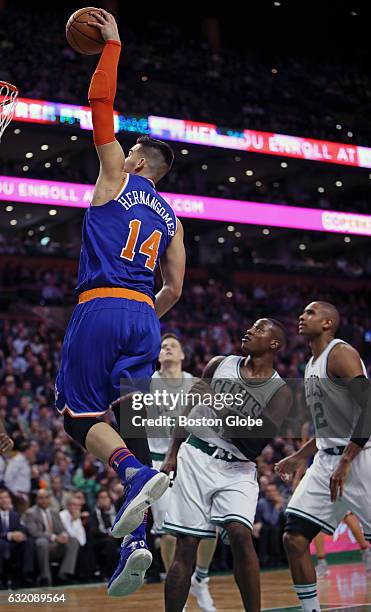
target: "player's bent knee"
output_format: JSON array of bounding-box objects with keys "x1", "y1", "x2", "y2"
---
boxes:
[
  {"x1": 64, "y1": 413, "x2": 102, "y2": 449},
  {"x1": 174, "y1": 534, "x2": 199, "y2": 562},
  {"x1": 283, "y1": 530, "x2": 310, "y2": 556},
  {"x1": 225, "y1": 522, "x2": 253, "y2": 548},
  {"x1": 162, "y1": 533, "x2": 176, "y2": 544}
]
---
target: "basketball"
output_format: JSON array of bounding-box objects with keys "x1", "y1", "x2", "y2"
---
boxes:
[{"x1": 66, "y1": 7, "x2": 105, "y2": 55}]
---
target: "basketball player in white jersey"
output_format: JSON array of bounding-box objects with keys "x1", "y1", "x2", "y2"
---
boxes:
[
  {"x1": 275, "y1": 301, "x2": 371, "y2": 612},
  {"x1": 147, "y1": 333, "x2": 217, "y2": 611},
  {"x1": 162, "y1": 318, "x2": 292, "y2": 612}
]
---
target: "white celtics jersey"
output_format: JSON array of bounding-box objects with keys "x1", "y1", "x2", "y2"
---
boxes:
[
  {"x1": 148, "y1": 371, "x2": 194, "y2": 454},
  {"x1": 187, "y1": 355, "x2": 286, "y2": 460},
  {"x1": 305, "y1": 338, "x2": 369, "y2": 451}
]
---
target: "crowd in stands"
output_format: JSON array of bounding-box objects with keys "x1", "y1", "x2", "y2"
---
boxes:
[
  {"x1": 1, "y1": 6, "x2": 370, "y2": 147},
  {"x1": 1, "y1": 266, "x2": 371, "y2": 585},
  {"x1": 1, "y1": 233, "x2": 371, "y2": 311}
]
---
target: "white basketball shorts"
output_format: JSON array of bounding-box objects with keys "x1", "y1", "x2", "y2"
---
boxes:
[
  {"x1": 286, "y1": 448, "x2": 371, "y2": 540},
  {"x1": 163, "y1": 440, "x2": 259, "y2": 538}
]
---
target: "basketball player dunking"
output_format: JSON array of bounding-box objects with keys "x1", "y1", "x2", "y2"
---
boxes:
[
  {"x1": 162, "y1": 318, "x2": 292, "y2": 612},
  {"x1": 275, "y1": 301, "x2": 371, "y2": 612},
  {"x1": 55, "y1": 10, "x2": 185, "y2": 597}
]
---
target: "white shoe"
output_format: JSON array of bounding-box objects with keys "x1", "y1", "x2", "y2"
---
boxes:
[
  {"x1": 361, "y1": 547, "x2": 371, "y2": 572},
  {"x1": 190, "y1": 573, "x2": 216, "y2": 612},
  {"x1": 316, "y1": 558, "x2": 329, "y2": 578}
]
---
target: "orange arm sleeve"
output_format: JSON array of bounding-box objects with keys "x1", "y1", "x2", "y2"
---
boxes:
[{"x1": 88, "y1": 39, "x2": 122, "y2": 146}]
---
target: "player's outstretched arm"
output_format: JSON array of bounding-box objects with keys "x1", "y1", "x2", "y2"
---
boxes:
[
  {"x1": 155, "y1": 220, "x2": 185, "y2": 319},
  {"x1": 87, "y1": 9, "x2": 125, "y2": 206}
]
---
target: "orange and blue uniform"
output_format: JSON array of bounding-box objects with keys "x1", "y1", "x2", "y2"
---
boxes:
[{"x1": 55, "y1": 173, "x2": 176, "y2": 417}]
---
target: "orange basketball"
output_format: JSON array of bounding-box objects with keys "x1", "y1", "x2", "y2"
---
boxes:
[{"x1": 66, "y1": 7, "x2": 105, "y2": 55}]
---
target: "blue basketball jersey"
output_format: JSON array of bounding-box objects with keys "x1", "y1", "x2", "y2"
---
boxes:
[{"x1": 76, "y1": 174, "x2": 177, "y2": 300}]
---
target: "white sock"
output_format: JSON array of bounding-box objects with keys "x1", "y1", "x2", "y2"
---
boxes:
[
  {"x1": 195, "y1": 565, "x2": 209, "y2": 583},
  {"x1": 294, "y1": 583, "x2": 321, "y2": 612}
]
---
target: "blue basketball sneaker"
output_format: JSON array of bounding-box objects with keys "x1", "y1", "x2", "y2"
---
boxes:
[
  {"x1": 107, "y1": 537, "x2": 152, "y2": 597},
  {"x1": 111, "y1": 466, "x2": 169, "y2": 538}
]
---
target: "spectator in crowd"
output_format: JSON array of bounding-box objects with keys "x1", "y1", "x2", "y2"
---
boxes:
[
  {"x1": 49, "y1": 475, "x2": 70, "y2": 513},
  {"x1": 4, "y1": 440, "x2": 38, "y2": 514},
  {"x1": 50, "y1": 454, "x2": 74, "y2": 491},
  {"x1": 23, "y1": 489, "x2": 79, "y2": 586},
  {"x1": 60, "y1": 495, "x2": 94, "y2": 582},
  {"x1": 89, "y1": 489, "x2": 120, "y2": 580},
  {"x1": 0, "y1": 489, "x2": 34, "y2": 588},
  {"x1": 254, "y1": 484, "x2": 286, "y2": 568},
  {"x1": 72, "y1": 458, "x2": 101, "y2": 510}
]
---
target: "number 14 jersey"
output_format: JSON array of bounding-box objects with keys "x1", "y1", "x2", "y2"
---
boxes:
[
  {"x1": 76, "y1": 173, "x2": 177, "y2": 300},
  {"x1": 304, "y1": 338, "x2": 369, "y2": 451}
]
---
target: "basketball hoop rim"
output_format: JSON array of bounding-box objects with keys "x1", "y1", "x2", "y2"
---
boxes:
[{"x1": 0, "y1": 81, "x2": 18, "y2": 94}]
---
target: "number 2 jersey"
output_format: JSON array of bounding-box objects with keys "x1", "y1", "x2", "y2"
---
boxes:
[
  {"x1": 76, "y1": 173, "x2": 177, "y2": 300},
  {"x1": 304, "y1": 338, "x2": 369, "y2": 451}
]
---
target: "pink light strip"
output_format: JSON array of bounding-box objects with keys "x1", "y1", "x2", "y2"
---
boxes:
[{"x1": 1, "y1": 176, "x2": 371, "y2": 236}]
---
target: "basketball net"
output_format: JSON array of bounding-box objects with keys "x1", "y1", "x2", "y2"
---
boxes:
[{"x1": 0, "y1": 81, "x2": 18, "y2": 142}]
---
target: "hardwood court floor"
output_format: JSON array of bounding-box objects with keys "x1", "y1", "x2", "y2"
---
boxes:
[{"x1": 0, "y1": 562, "x2": 370, "y2": 611}]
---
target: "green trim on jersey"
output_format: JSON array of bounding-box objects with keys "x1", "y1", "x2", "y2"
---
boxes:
[
  {"x1": 163, "y1": 521, "x2": 216, "y2": 539},
  {"x1": 210, "y1": 514, "x2": 253, "y2": 531}
]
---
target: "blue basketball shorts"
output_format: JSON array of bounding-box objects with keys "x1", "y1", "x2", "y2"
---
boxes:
[{"x1": 55, "y1": 296, "x2": 161, "y2": 417}]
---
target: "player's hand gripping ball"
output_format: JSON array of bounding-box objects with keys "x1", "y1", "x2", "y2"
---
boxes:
[{"x1": 66, "y1": 7, "x2": 105, "y2": 55}]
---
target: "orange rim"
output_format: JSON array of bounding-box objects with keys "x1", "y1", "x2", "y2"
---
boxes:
[{"x1": 0, "y1": 81, "x2": 18, "y2": 93}]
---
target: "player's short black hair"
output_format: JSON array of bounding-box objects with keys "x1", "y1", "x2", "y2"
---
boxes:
[
  {"x1": 161, "y1": 332, "x2": 183, "y2": 348},
  {"x1": 136, "y1": 135, "x2": 174, "y2": 171},
  {"x1": 267, "y1": 318, "x2": 287, "y2": 350},
  {"x1": 316, "y1": 301, "x2": 340, "y2": 332}
]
